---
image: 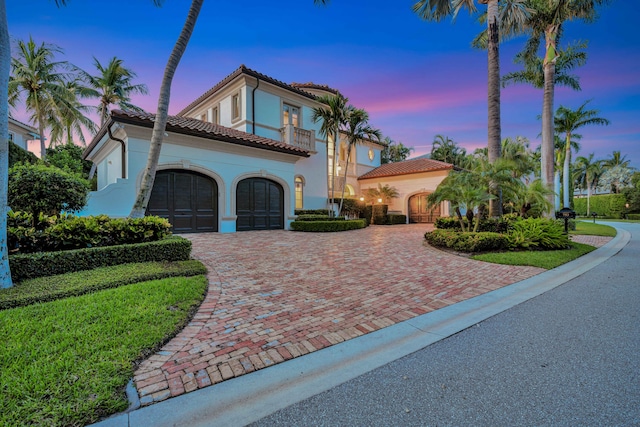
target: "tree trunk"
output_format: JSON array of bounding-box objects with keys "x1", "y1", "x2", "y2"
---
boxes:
[
  {"x1": 129, "y1": 0, "x2": 204, "y2": 218},
  {"x1": 0, "y1": 0, "x2": 13, "y2": 288},
  {"x1": 541, "y1": 25, "x2": 559, "y2": 216},
  {"x1": 554, "y1": 170, "x2": 561, "y2": 211},
  {"x1": 337, "y1": 143, "x2": 352, "y2": 216},
  {"x1": 562, "y1": 133, "x2": 571, "y2": 208},
  {"x1": 487, "y1": 0, "x2": 502, "y2": 217}
]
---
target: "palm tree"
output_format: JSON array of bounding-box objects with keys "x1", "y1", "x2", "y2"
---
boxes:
[
  {"x1": 130, "y1": 0, "x2": 204, "y2": 218},
  {"x1": 573, "y1": 153, "x2": 604, "y2": 215},
  {"x1": 554, "y1": 100, "x2": 609, "y2": 209},
  {"x1": 520, "y1": 0, "x2": 610, "y2": 212},
  {"x1": 312, "y1": 93, "x2": 349, "y2": 216},
  {"x1": 8, "y1": 36, "x2": 70, "y2": 159},
  {"x1": 79, "y1": 56, "x2": 149, "y2": 126},
  {"x1": 431, "y1": 134, "x2": 467, "y2": 166},
  {"x1": 47, "y1": 79, "x2": 98, "y2": 147},
  {"x1": 381, "y1": 136, "x2": 413, "y2": 164},
  {"x1": 338, "y1": 107, "x2": 381, "y2": 215},
  {"x1": 414, "y1": 0, "x2": 529, "y2": 217},
  {"x1": 501, "y1": 136, "x2": 535, "y2": 180},
  {"x1": 605, "y1": 151, "x2": 630, "y2": 169},
  {"x1": 1, "y1": 0, "x2": 69, "y2": 289}
]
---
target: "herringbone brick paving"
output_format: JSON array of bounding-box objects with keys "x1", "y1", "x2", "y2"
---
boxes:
[{"x1": 133, "y1": 225, "x2": 609, "y2": 405}]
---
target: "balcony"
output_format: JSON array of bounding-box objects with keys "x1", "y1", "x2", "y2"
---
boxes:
[
  {"x1": 281, "y1": 124, "x2": 315, "y2": 151},
  {"x1": 337, "y1": 159, "x2": 357, "y2": 177}
]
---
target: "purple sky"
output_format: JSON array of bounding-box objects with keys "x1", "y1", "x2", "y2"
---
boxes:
[{"x1": 7, "y1": 0, "x2": 640, "y2": 168}]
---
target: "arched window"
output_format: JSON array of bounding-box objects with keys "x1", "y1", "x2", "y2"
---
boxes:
[{"x1": 295, "y1": 176, "x2": 304, "y2": 209}]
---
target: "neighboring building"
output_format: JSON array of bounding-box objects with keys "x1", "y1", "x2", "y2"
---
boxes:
[
  {"x1": 8, "y1": 116, "x2": 39, "y2": 151},
  {"x1": 82, "y1": 65, "x2": 452, "y2": 232}
]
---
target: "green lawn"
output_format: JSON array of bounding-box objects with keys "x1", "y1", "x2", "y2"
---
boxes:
[
  {"x1": 571, "y1": 221, "x2": 617, "y2": 237},
  {"x1": 0, "y1": 269, "x2": 207, "y2": 426},
  {"x1": 472, "y1": 242, "x2": 596, "y2": 269}
]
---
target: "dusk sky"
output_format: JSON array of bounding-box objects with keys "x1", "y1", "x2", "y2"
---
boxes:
[{"x1": 6, "y1": 1, "x2": 640, "y2": 168}]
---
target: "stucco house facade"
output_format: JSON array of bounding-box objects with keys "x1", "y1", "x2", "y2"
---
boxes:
[
  {"x1": 81, "y1": 65, "x2": 453, "y2": 232},
  {"x1": 8, "y1": 116, "x2": 39, "y2": 150}
]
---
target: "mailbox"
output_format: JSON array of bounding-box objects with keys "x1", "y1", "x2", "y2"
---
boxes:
[{"x1": 555, "y1": 207, "x2": 576, "y2": 233}]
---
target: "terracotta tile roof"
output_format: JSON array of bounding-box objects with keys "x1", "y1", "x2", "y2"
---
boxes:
[
  {"x1": 290, "y1": 82, "x2": 339, "y2": 95},
  {"x1": 177, "y1": 65, "x2": 324, "y2": 116},
  {"x1": 84, "y1": 109, "x2": 310, "y2": 158},
  {"x1": 358, "y1": 158, "x2": 454, "y2": 180}
]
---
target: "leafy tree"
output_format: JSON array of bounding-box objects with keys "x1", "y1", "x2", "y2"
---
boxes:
[
  {"x1": 414, "y1": 0, "x2": 529, "y2": 217},
  {"x1": 430, "y1": 134, "x2": 467, "y2": 167},
  {"x1": 381, "y1": 137, "x2": 413, "y2": 164},
  {"x1": 8, "y1": 163, "x2": 89, "y2": 222},
  {"x1": 519, "y1": 0, "x2": 610, "y2": 213},
  {"x1": 573, "y1": 153, "x2": 604, "y2": 215},
  {"x1": 312, "y1": 92, "x2": 350, "y2": 215},
  {"x1": 338, "y1": 107, "x2": 380, "y2": 215},
  {"x1": 46, "y1": 78, "x2": 97, "y2": 147},
  {"x1": 130, "y1": 0, "x2": 205, "y2": 218},
  {"x1": 554, "y1": 100, "x2": 609, "y2": 208},
  {"x1": 598, "y1": 165, "x2": 633, "y2": 195},
  {"x1": 622, "y1": 172, "x2": 640, "y2": 213},
  {"x1": 78, "y1": 56, "x2": 149, "y2": 126},
  {"x1": 45, "y1": 142, "x2": 93, "y2": 178},
  {"x1": 8, "y1": 36, "x2": 71, "y2": 159}
]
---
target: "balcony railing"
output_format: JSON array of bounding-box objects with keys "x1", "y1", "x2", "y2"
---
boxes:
[
  {"x1": 337, "y1": 159, "x2": 356, "y2": 177},
  {"x1": 281, "y1": 124, "x2": 315, "y2": 151}
]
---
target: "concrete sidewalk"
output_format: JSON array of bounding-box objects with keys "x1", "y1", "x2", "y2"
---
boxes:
[{"x1": 93, "y1": 226, "x2": 630, "y2": 427}]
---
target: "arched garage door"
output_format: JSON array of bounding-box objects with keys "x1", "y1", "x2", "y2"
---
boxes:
[
  {"x1": 236, "y1": 178, "x2": 284, "y2": 231},
  {"x1": 146, "y1": 170, "x2": 218, "y2": 233},
  {"x1": 408, "y1": 193, "x2": 441, "y2": 223}
]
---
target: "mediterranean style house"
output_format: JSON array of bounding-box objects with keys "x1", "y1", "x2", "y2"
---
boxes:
[{"x1": 81, "y1": 65, "x2": 453, "y2": 233}]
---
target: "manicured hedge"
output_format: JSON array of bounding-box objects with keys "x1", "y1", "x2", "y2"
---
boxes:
[
  {"x1": 573, "y1": 194, "x2": 627, "y2": 218},
  {"x1": 290, "y1": 219, "x2": 366, "y2": 232},
  {"x1": 435, "y1": 216, "x2": 512, "y2": 233},
  {"x1": 295, "y1": 215, "x2": 346, "y2": 221},
  {"x1": 294, "y1": 209, "x2": 331, "y2": 215},
  {"x1": 9, "y1": 236, "x2": 192, "y2": 282},
  {"x1": 386, "y1": 214, "x2": 407, "y2": 225},
  {"x1": 627, "y1": 214, "x2": 640, "y2": 220},
  {"x1": 424, "y1": 229, "x2": 509, "y2": 252}
]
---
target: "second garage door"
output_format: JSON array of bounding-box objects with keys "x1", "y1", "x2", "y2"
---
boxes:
[{"x1": 236, "y1": 178, "x2": 284, "y2": 231}]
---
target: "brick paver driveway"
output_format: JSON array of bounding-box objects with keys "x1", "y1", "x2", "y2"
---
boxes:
[{"x1": 134, "y1": 224, "x2": 549, "y2": 405}]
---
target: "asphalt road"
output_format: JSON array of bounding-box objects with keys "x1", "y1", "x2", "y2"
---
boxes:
[{"x1": 251, "y1": 222, "x2": 640, "y2": 427}]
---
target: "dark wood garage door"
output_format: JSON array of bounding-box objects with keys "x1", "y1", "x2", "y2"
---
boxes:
[
  {"x1": 409, "y1": 193, "x2": 441, "y2": 223},
  {"x1": 146, "y1": 170, "x2": 218, "y2": 233},
  {"x1": 236, "y1": 178, "x2": 284, "y2": 231}
]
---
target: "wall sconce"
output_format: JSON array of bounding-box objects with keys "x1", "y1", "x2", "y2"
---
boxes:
[
  {"x1": 377, "y1": 198, "x2": 383, "y2": 204},
  {"x1": 359, "y1": 197, "x2": 364, "y2": 202}
]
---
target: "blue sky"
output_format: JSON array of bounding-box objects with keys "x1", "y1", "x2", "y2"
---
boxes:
[{"x1": 7, "y1": 0, "x2": 639, "y2": 168}]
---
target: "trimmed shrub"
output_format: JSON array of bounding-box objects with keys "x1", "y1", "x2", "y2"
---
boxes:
[
  {"x1": 386, "y1": 214, "x2": 407, "y2": 225},
  {"x1": 294, "y1": 209, "x2": 331, "y2": 215},
  {"x1": 424, "y1": 229, "x2": 509, "y2": 252},
  {"x1": 290, "y1": 219, "x2": 366, "y2": 232},
  {"x1": 627, "y1": 214, "x2": 640, "y2": 220},
  {"x1": 7, "y1": 213, "x2": 171, "y2": 254},
  {"x1": 295, "y1": 215, "x2": 345, "y2": 222},
  {"x1": 506, "y1": 218, "x2": 569, "y2": 250},
  {"x1": 364, "y1": 204, "x2": 388, "y2": 225},
  {"x1": 8, "y1": 163, "x2": 90, "y2": 219},
  {"x1": 9, "y1": 236, "x2": 191, "y2": 282},
  {"x1": 9, "y1": 142, "x2": 38, "y2": 168},
  {"x1": 435, "y1": 216, "x2": 514, "y2": 233}
]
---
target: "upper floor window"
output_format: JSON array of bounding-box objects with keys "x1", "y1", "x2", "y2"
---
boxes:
[
  {"x1": 283, "y1": 104, "x2": 299, "y2": 128},
  {"x1": 212, "y1": 106, "x2": 219, "y2": 125},
  {"x1": 232, "y1": 93, "x2": 241, "y2": 122},
  {"x1": 8, "y1": 132, "x2": 14, "y2": 142}
]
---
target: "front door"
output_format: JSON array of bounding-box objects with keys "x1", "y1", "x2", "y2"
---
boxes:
[{"x1": 408, "y1": 193, "x2": 440, "y2": 223}]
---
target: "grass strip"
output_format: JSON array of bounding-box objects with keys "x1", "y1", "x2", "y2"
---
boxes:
[
  {"x1": 471, "y1": 242, "x2": 596, "y2": 270},
  {"x1": 570, "y1": 221, "x2": 617, "y2": 237},
  {"x1": 0, "y1": 260, "x2": 207, "y2": 310},
  {"x1": 0, "y1": 275, "x2": 208, "y2": 427}
]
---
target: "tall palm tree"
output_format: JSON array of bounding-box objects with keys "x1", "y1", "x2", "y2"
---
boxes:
[
  {"x1": 604, "y1": 150, "x2": 630, "y2": 169},
  {"x1": 554, "y1": 100, "x2": 609, "y2": 208},
  {"x1": 573, "y1": 153, "x2": 604, "y2": 215},
  {"x1": 79, "y1": 56, "x2": 149, "y2": 126},
  {"x1": 501, "y1": 136, "x2": 535, "y2": 180},
  {"x1": 47, "y1": 79, "x2": 98, "y2": 147},
  {"x1": 431, "y1": 134, "x2": 467, "y2": 166},
  {"x1": 8, "y1": 36, "x2": 70, "y2": 159},
  {"x1": 1, "y1": 0, "x2": 69, "y2": 289},
  {"x1": 338, "y1": 107, "x2": 381, "y2": 215},
  {"x1": 414, "y1": 0, "x2": 529, "y2": 217},
  {"x1": 520, "y1": 0, "x2": 610, "y2": 212},
  {"x1": 312, "y1": 93, "x2": 349, "y2": 215},
  {"x1": 130, "y1": 0, "x2": 204, "y2": 218}
]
